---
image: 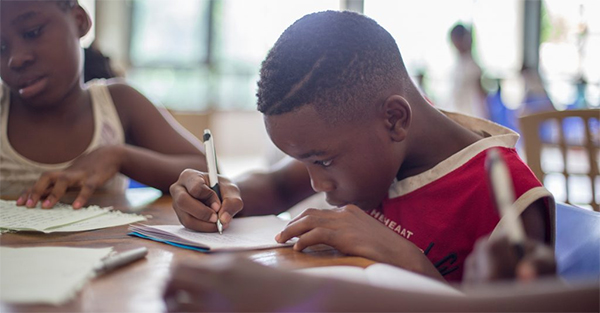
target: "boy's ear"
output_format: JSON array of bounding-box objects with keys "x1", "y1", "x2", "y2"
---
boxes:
[
  {"x1": 72, "y1": 5, "x2": 92, "y2": 38},
  {"x1": 382, "y1": 95, "x2": 411, "y2": 142}
]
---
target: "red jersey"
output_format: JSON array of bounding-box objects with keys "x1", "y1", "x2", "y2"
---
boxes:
[{"x1": 368, "y1": 111, "x2": 554, "y2": 282}]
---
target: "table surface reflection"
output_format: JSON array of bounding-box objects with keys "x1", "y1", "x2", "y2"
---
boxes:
[{"x1": 0, "y1": 190, "x2": 373, "y2": 313}]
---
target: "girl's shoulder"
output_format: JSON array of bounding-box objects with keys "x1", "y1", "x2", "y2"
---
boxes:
[
  {"x1": 91, "y1": 78, "x2": 157, "y2": 129},
  {"x1": 0, "y1": 81, "x2": 9, "y2": 109},
  {"x1": 98, "y1": 79, "x2": 168, "y2": 135},
  {"x1": 103, "y1": 78, "x2": 155, "y2": 110}
]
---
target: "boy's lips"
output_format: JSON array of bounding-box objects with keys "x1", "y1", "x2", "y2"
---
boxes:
[{"x1": 18, "y1": 76, "x2": 48, "y2": 99}]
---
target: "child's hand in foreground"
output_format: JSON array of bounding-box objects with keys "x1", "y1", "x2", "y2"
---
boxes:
[
  {"x1": 463, "y1": 235, "x2": 556, "y2": 284},
  {"x1": 164, "y1": 255, "x2": 321, "y2": 312}
]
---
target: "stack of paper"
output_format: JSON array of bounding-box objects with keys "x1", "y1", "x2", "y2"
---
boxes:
[
  {"x1": 129, "y1": 215, "x2": 294, "y2": 252},
  {"x1": 0, "y1": 200, "x2": 146, "y2": 233},
  {"x1": 0, "y1": 246, "x2": 112, "y2": 304}
]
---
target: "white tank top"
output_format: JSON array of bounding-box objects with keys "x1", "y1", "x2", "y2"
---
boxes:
[{"x1": 0, "y1": 79, "x2": 129, "y2": 196}]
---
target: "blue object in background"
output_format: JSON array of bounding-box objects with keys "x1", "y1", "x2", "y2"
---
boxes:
[
  {"x1": 555, "y1": 202, "x2": 600, "y2": 282},
  {"x1": 486, "y1": 88, "x2": 519, "y2": 133},
  {"x1": 128, "y1": 179, "x2": 148, "y2": 189},
  {"x1": 566, "y1": 78, "x2": 588, "y2": 110}
]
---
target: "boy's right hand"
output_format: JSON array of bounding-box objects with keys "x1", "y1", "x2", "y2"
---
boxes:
[{"x1": 170, "y1": 169, "x2": 243, "y2": 232}]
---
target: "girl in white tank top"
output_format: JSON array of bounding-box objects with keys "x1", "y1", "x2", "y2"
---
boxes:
[{"x1": 0, "y1": 79, "x2": 128, "y2": 196}]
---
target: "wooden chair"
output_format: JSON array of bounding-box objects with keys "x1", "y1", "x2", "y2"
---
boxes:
[{"x1": 519, "y1": 109, "x2": 600, "y2": 211}]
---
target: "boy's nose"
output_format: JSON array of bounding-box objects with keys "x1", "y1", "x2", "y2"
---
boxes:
[{"x1": 309, "y1": 171, "x2": 335, "y2": 193}]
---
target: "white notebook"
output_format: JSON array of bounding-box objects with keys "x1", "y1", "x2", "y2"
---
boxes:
[
  {"x1": 0, "y1": 199, "x2": 146, "y2": 233},
  {"x1": 298, "y1": 264, "x2": 463, "y2": 296},
  {"x1": 129, "y1": 215, "x2": 294, "y2": 251}
]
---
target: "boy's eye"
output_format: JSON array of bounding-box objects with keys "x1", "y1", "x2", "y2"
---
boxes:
[
  {"x1": 0, "y1": 43, "x2": 6, "y2": 54},
  {"x1": 314, "y1": 159, "x2": 333, "y2": 167},
  {"x1": 23, "y1": 26, "x2": 43, "y2": 39}
]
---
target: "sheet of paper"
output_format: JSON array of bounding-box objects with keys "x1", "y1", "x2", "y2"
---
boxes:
[
  {"x1": 365, "y1": 263, "x2": 463, "y2": 296},
  {"x1": 0, "y1": 199, "x2": 146, "y2": 233},
  {"x1": 298, "y1": 265, "x2": 367, "y2": 283},
  {"x1": 0, "y1": 246, "x2": 112, "y2": 305},
  {"x1": 129, "y1": 215, "x2": 294, "y2": 251},
  {"x1": 0, "y1": 200, "x2": 109, "y2": 232},
  {"x1": 298, "y1": 264, "x2": 462, "y2": 296},
  {"x1": 48, "y1": 210, "x2": 146, "y2": 232}
]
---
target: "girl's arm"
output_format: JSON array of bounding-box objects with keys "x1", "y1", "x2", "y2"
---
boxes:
[{"x1": 108, "y1": 81, "x2": 207, "y2": 192}]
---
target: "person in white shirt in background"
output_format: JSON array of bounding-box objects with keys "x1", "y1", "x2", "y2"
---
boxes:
[{"x1": 448, "y1": 23, "x2": 490, "y2": 120}]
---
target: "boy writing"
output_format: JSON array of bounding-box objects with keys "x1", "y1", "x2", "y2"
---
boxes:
[
  {"x1": 169, "y1": 10, "x2": 554, "y2": 282},
  {"x1": 0, "y1": 0, "x2": 206, "y2": 209}
]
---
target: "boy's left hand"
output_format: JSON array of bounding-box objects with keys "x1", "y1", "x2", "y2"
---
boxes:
[
  {"x1": 274, "y1": 205, "x2": 442, "y2": 280},
  {"x1": 16, "y1": 145, "x2": 123, "y2": 209},
  {"x1": 275, "y1": 205, "x2": 396, "y2": 256}
]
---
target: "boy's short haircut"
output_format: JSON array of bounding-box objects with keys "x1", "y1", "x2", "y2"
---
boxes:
[{"x1": 257, "y1": 10, "x2": 409, "y2": 123}]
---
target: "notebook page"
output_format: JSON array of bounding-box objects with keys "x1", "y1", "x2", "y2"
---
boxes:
[
  {"x1": 297, "y1": 264, "x2": 462, "y2": 296},
  {"x1": 0, "y1": 247, "x2": 112, "y2": 305},
  {"x1": 0, "y1": 200, "x2": 109, "y2": 232},
  {"x1": 48, "y1": 210, "x2": 146, "y2": 232},
  {"x1": 298, "y1": 266, "x2": 367, "y2": 284},
  {"x1": 365, "y1": 263, "x2": 463, "y2": 296},
  {"x1": 130, "y1": 215, "x2": 293, "y2": 251}
]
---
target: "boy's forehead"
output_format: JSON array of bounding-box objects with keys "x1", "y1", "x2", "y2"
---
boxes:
[
  {"x1": 264, "y1": 105, "x2": 352, "y2": 157},
  {"x1": 265, "y1": 105, "x2": 329, "y2": 137}
]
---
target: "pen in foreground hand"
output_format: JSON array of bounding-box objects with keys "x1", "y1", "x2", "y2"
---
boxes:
[
  {"x1": 203, "y1": 129, "x2": 223, "y2": 235},
  {"x1": 486, "y1": 148, "x2": 525, "y2": 259}
]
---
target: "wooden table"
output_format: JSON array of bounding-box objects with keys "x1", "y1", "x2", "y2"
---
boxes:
[{"x1": 0, "y1": 192, "x2": 373, "y2": 312}]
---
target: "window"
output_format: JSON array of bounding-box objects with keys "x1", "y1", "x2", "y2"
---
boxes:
[
  {"x1": 127, "y1": 0, "x2": 339, "y2": 111},
  {"x1": 364, "y1": 0, "x2": 522, "y2": 110},
  {"x1": 540, "y1": 0, "x2": 600, "y2": 109},
  {"x1": 127, "y1": 0, "x2": 210, "y2": 111}
]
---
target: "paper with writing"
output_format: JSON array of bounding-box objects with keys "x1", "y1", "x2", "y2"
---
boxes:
[
  {"x1": 129, "y1": 215, "x2": 294, "y2": 251},
  {"x1": 48, "y1": 210, "x2": 146, "y2": 232},
  {"x1": 0, "y1": 199, "x2": 146, "y2": 233}
]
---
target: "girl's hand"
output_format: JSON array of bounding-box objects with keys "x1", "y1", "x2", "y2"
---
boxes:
[
  {"x1": 170, "y1": 169, "x2": 243, "y2": 232},
  {"x1": 16, "y1": 145, "x2": 124, "y2": 209}
]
